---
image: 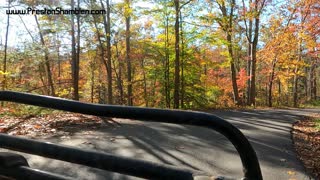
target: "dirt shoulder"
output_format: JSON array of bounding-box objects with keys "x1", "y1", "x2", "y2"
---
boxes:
[
  {"x1": 0, "y1": 113, "x2": 118, "y2": 138},
  {"x1": 292, "y1": 114, "x2": 320, "y2": 179}
]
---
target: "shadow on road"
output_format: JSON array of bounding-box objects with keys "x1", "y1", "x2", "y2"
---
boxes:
[{"x1": 11, "y1": 108, "x2": 318, "y2": 180}]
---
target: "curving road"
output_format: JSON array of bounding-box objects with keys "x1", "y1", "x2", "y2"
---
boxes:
[{"x1": 14, "y1": 108, "x2": 319, "y2": 179}]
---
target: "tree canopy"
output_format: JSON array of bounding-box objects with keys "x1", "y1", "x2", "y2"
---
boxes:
[{"x1": 0, "y1": 0, "x2": 319, "y2": 109}]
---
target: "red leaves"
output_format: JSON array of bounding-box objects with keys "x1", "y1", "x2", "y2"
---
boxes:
[{"x1": 0, "y1": 127, "x2": 7, "y2": 133}]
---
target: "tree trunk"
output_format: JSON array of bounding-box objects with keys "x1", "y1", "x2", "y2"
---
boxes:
[
  {"x1": 268, "y1": 59, "x2": 276, "y2": 107},
  {"x1": 100, "y1": 0, "x2": 113, "y2": 104},
  {"x1": 293, "y1": 66, "x2": 299, "y2": 107},
  {"x1": 2, "y1": 4, "x2": 9, "y2": 93},
  {"x1": 141, "y1": 58, "x2": 148, "y2": 106},
  {"x1": 304, "y1": 67, "x2": 308, "y2": 99},
  {"x1": 293, "y1": 38, "x2": 303, "y2": 107},
  {"x1": 218, "y1": 0, "x2": 239, "y2": 105},
  {"x1": 91, "y1": 8, "x2": 107, "y2": 103},
  {"x1": 164, "y1": 15, "x2": 170, "y2": 108},
  {"x1": 310, "y1": 58, "x2": 317, "y2": 100},
  {"x1": 114, "y1": 39, "x2": 124, "y2": 104},
  {"x1": 90, "y1": 59, "x2": 95, "y2": 103},
  {"x1": 38, "y1": 64, "x2": 47, "y2": 95},
  {"x1": 227, "y1": 19, "x2": 240, "y2": 104},
  {"x1": 180, "y1": 11, "x2": 185, "y2": 109},
  {"x1": 227, "y1": 35, "x2": 240, "y2": 105},
  {"x1": 2, "y1": 3, "x2": 10, "y2": 106},
  {"x1": 242, "y1": 0, "x2": 265, "y2": 107},
  {"x1": 278, "y1": 78, "x2": 281, "y2": 105},
  {"x1": 151, "y1": 75, "x2": 157, "y2": 107},
  {"x1": 125, "y1": 0, "x2": 133, "y2": 106},
  {"x1": 92, "y1": 0, "x2": 112, "y2": 103},
  {"x1": 246, "y1": 42, "x2": 252, "y2": 105},
  {"x1": 76, "y1": 0, "x2": 80, "y2": 100},
  {"x1": 106, "y1": 0, "x2": 112, "y2": 104},
  {"x1": 173, "y1": 0, "x2": 180, "y2": 109},
  {"x1": 71, "y1": 0, "x2": 79, "y2": 100},
  {"x1": 249, "y1": 16, "x2": 260, "y2": 107},
  {"x1": 57, "y1": 33, "x2": 61, "y2": 86},
  {"x1": 246, "y1": 0, "x2": 253, "y2": 106},
  {"x1": 35, "y1": 15, "x2": 55, "y2": 96}
]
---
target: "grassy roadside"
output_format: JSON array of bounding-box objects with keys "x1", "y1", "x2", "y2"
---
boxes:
[{"x1": 292, "y1": 114, "x2": 320, "y2": 179}]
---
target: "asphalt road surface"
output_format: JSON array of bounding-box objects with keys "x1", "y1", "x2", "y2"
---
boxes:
[{"x1": 9, "y1": 108, "x2": 320, "y2": 180}]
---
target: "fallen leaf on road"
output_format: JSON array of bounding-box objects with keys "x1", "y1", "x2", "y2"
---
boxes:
[
  {"x1": 175, "y1": 146, "x2": 185, "y2": 150},
  {"x1": 82, "y1": 141, "x2": 93, "y2": 145},
  {"x1": 34, "y1": 125, "x2": 42, "y2": 129},
  {"x1": 60, "y1": 136, "x2": 70, "y2": 139},
  {"x1": 280, "y1": 158, "x2": 287, "y2": 162},
  {"x1": 287, "y1": 171, "x2": 296, "y2": 175}
]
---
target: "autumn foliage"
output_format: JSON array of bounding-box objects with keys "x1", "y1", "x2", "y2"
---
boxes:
[{"x1": 0, "y1": 0, "x2": 319, "y2": 109}]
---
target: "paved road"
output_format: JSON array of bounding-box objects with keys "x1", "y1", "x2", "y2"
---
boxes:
[{"x1": 15, "y1": 109, "x2": 320, "y2": 179}]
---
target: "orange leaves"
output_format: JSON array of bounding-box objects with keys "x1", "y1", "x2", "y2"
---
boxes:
[
  {"x1": 237, "y1": 68, "x2": 249, "y2": 91},
  {"x1": 34, "y1": 124, "x2": 42, "y2": 129}
]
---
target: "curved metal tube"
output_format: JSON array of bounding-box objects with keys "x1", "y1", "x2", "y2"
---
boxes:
[
  {"x1": 0, "y1": 91, "x2": 262, "y2": 180},
  {"x1": 0, "y1": 133, "x2": 195, "y2": 180}
]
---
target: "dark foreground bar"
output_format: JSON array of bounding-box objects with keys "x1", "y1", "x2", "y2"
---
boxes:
[
  {"x1": 0, "y1": 134, "x2": 194, "y2": 180},
  {"x1": 0, "y1": 91, "x2": 263, "y2": 180}
]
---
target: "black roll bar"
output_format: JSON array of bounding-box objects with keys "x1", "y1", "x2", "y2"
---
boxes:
[{"x1": 0, "y1": 91, "x2": 262, "y2": 180}]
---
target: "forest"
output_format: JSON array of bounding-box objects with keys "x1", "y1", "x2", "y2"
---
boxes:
[{"x1": 0, "y1": 0, "x2": 319, "y2": 109}]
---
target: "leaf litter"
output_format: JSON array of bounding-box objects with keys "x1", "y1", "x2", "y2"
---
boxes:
[
  {"x1": 292, "y1": 113, "x2": 320, "y2": 179},
  {"x1": 0, "y1": 112, "x2": 121, "y2": 138}
]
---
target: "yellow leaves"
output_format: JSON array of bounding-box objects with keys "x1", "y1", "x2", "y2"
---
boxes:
[
  {"x1": 0, "y1": 71, "x2": 10, "y2": 75},
  {"x1": 245, "y1": 11, "x2": 259, "y2": 21},
  {"x1": 200, "y1": 74, "x2": 207, "y2": 82},
  {"x1": 216, "y1": 0, "x2": 225, "y2": 6},
  {"x1": 123, "y1": 2, "x2": 133, "y2": 18},
  {"x1": 207, "y1": 12, "x2": 216, "y2": 19},
  {"x1": 220, "y1": 60, "x2": 230, "y2": 68},
  {"x1": 144, "y1": 20, "x2": 153, "y2": 29},
  {"x1": 287, "y1": 170, "x2": 296, "y2": 175},
  {"x1": 114, "y1": 1, "x2": 132, "y2": 18},
  {"x1": 200, "y1": 60, "x2": 206, "y2": 66},
  {"x1": 296, "y1": 70, "x2": 305, "y2": 76},
  {"x1": 57, "y1": 88, "x2": 72, "y2": 97},
  {"x1": 300, "y1": 32, "x2": 317, "y2": 50},
  {"x1": 194, "y1": 84, "x2": 202, "y2": 89},
  {"x1": 220, "y1": 50, "x2": 230, "y2": 60}
]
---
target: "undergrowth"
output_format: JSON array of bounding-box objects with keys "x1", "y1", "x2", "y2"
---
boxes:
[{"x1": 0, "y1": 103, "x2": 58, "y2": 117}]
